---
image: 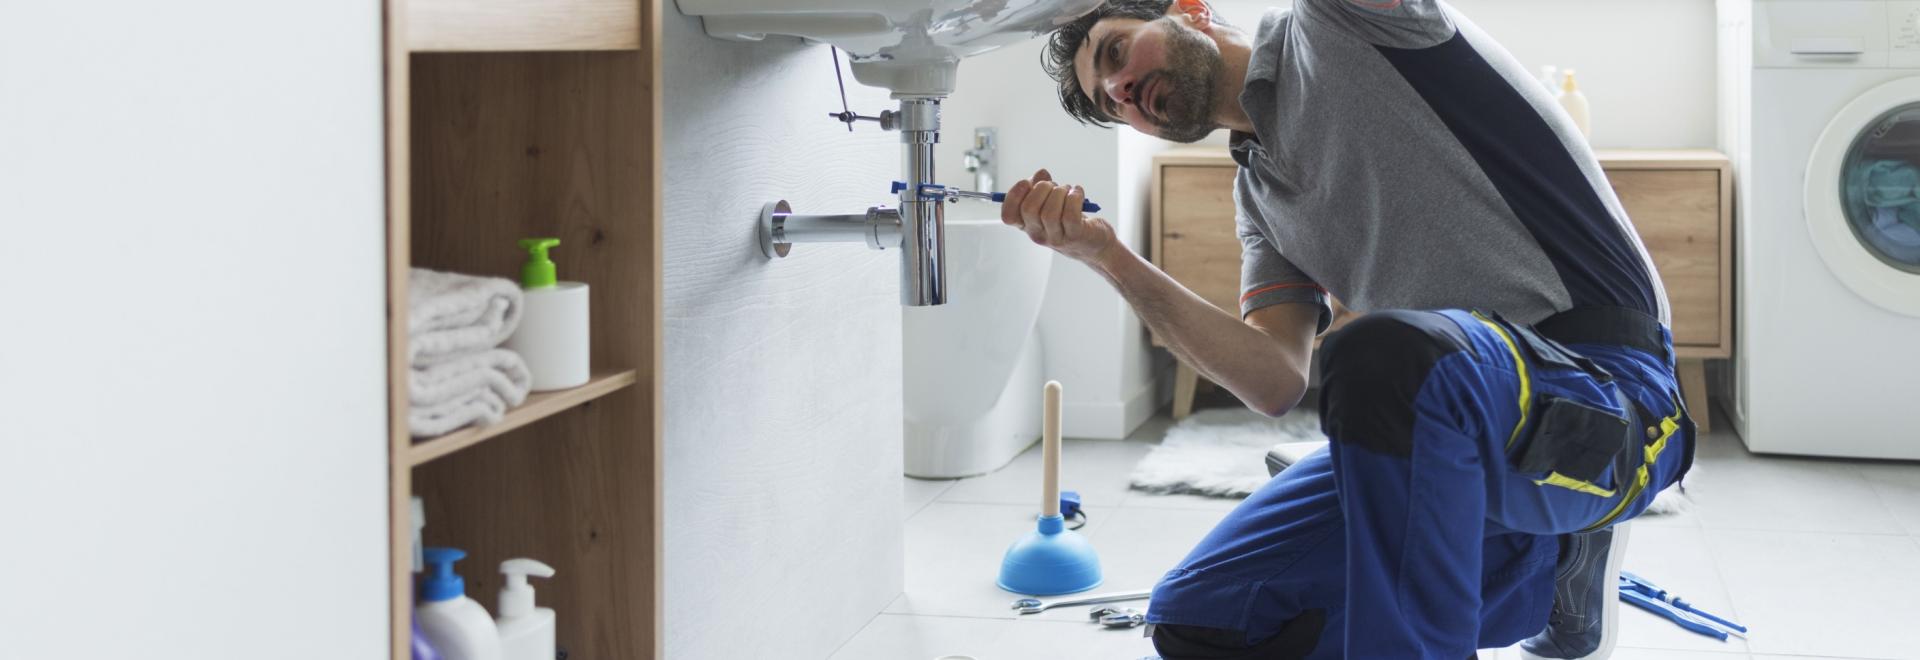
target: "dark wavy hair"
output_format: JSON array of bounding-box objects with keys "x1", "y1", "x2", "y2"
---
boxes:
[{"x1": 1042, "y1": 0, "x2": 1206, "y2": 127}]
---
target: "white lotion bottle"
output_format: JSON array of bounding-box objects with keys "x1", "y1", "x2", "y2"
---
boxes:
[
  {"x1": 1558, "y1": 69, "x2": 1592, "y2": 139},
  {"x1": 417, "y1": 547, "x2": 503, "y2": 660},
  {"x1": 504, "y1": 238, "x2": 590, "y2": 391},
  {"x1": 496, "y1": 558, "x2": 557, "y2": 660}
]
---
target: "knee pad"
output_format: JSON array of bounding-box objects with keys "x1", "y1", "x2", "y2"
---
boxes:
[
  {"x1": 1317, "y1": 310, "x2": 1472, "y2": 457},
  {"x1": 1151, "y1": 610, "x2": 1327, "y2": 660}
]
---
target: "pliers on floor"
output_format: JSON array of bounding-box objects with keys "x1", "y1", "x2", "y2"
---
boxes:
[{"x1": 1619, "y1": 571, "x2": 1749, "y2": 641}]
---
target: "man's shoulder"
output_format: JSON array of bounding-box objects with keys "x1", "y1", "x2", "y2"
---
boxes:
[{"x1": 1290, "y1": 0, "x2": 1455, "y2": 49}]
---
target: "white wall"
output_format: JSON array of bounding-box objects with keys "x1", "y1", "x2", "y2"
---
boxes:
[
  {"x1": 1208, "y1": 0, "x2": 1720, "y2": 148},
  {"x1": 0, "y1": 2, "x2": 390, "y2": 658},
  {"x1": 938, "y1": 0, "x2": 1718, "y2": 436},
  {"x1": 662, "y1": 12, "x2": 907, "y2": 660}
]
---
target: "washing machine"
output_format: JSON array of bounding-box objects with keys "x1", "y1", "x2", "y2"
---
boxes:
[{"x1": 1719, "y1": 0, "x2": 1920, "y2": 459}]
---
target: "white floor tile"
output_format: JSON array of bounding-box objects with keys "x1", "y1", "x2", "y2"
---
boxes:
[
  {"x1": 939, "y1": 438, "x2": 1152, "y2": 510},
  {"x1": 890, "y1": 501, "x2": 1120, "y2": 622},
  {"x1": 1615, "y1": 524, "x2": 1750, "y2": 653},
  {"x1": 1082, "y1": 506, "x2": 1238, "y2": 593},
  {"x1": 1480, "y1": 644, "x2": 1748, "y2": 659},
  {"x1": 1604, "y1": 648, "x2": 1751, "y2": 660},
  {"x1": 1686, "y1": 450, "x2": 1903, "y2": 535},
  {"x1": 880, "y1": 411, "x2": 1918, "y2": 660},
  {"x1": 904, "y1": 476, "x2": 958, "y2": 519},
  {"x1": 1749, "y1": 654, "x2": 1888, "y2": 660},
  {"x1": 827, "y1": 614, "x2": 1006, "y2": 660},
  {"x1": 1706, "y1": 529, "x2": 1920, "y2": 659},
  {"x1": 828, "y1": 614, "x2": 1158, "y2": 660},
  {"x1": 1632, "y1": 504, "x2": 1706, "y2": 529},
  {"x1": 1121, "y1": 490, "x2": 1248, "y2": 512},
  {"x1": 1855, "y1": 461, "x2": 1920, "y2": 537},
  {"x1": 994, "y1": 617, "x2": 1162, "y2": 660},
  {"x1": 1123, "y1": 413, "x2": 1180, "y2": 443}
]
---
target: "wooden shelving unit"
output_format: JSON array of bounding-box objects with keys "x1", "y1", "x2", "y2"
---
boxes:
[
  {"x1": 409, "y1": 0, "x2": 641, "y2": 52},
  {"x1": 384, "y1": 1, "x2": 661, "y2": 659},
  {"x1": 405, "y1": 370, "x2": 638, "y2": 467}
]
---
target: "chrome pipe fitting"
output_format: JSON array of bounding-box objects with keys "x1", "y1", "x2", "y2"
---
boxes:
[
  {"x1": 897, "y1": 98, "x2": 946, "y2": 306},
  {"x1": 759, "y1": 201, "x2": 903, "y2": 258},
  {"x1": 755, "y1": 98, "x2": 948, "y2": 306}
]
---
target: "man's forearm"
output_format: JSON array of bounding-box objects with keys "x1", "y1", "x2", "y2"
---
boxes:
[{"x1": 1090, "y1": 245, "x2": 1310, "y2": 416}]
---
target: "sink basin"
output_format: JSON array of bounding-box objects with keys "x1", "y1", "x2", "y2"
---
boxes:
[{"x1": 675, "y1": 0, "x2": 1102, "y2": 97}]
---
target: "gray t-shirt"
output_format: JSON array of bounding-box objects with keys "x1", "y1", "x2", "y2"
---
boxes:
[{"x1": 1229, "y1": 0, "x2": 1669, "y2": 333}]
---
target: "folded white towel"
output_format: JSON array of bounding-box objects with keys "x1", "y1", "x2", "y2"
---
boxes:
[
  {"x1": 408, "y1": 268, "x2": 524, "y2": 366},
  {"x1": 409, "y1": 348, "x2": 533, "y2": 438}
]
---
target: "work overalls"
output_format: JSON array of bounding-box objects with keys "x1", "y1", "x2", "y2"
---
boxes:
[{"x1": 1145, "y1": 306, "x2": 1696, "y2": 659}]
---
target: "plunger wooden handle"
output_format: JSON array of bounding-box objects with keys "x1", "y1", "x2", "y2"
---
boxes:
[{"x1": 1042, "y1": 380, "x2": 1062, "y2": 518}]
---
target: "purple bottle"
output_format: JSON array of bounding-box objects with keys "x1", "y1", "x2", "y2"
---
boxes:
[{"x1": 413, "y1": 619, "x2": 443, "y2": 660}]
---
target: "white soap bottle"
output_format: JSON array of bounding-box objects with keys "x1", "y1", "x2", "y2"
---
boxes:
[
  {"x1": 1557, "y1": 69, "x2": 1592, "y2": 139},
  {"x1": 417, "y1": 548, "x2": 503, "y2": 660},
  {"x1": 495, "y1": 558, "x2": 557, "y2": 660},
  {"x1": 504, "y1": 238, "x2": 590, "y2": 391}
]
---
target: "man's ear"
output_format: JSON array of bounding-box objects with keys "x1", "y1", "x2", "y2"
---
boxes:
[{"x1": 1171, "y1": 0, "x2": 1214, "y2": 31}]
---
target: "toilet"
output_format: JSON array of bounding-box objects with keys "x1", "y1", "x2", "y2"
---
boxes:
[{"x1": 903, "y1": 218, "x2": 1052, "y2": 478}]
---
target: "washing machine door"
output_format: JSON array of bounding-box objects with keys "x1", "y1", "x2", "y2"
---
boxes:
[{"x1": 1806, "y1": 76, "x2": 1920, "y2": 316}]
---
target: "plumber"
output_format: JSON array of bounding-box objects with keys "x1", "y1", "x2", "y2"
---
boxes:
[{"x1": 1005, "y1": 1, "x2": 1694, "y2": 658}]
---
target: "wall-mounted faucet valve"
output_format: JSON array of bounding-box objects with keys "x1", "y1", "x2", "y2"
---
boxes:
[
  {"x1": 964, "y1": 127, "x2": 997, "y2": 193},
  {"x1": 828, "y1": 109, "x2": 898, "y2": 131}
]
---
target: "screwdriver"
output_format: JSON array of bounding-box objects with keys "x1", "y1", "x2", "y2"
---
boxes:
[{"x1": 891, "y1": 181, "x2": 1102, "y2": 213}]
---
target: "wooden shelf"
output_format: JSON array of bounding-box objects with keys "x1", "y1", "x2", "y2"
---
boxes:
[
  {"x1": 405, "y1": 369, "x2": 638, "y2": 467},
  {"x1": 409, "y1": 0, "x2": 640, "y2": 52},
  {"x1": 1596, "y1": 149, "x2": 1731, "y2": 171},
  {"x1": 388, "y1": 2, "x2": 661, "y2": 656}
]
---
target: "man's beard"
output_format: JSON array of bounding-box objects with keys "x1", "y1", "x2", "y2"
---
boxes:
[{"x1": 1144, "y1": 18, "x2": 1224, "y2": 143}]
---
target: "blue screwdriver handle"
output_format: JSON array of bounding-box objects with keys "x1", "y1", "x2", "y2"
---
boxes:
[
  {"x1": 996, "y1": 191, "x2": 1102, "y2": 213},
  {"x1": 891, "y1": 181, "x2": 1101, "y2": 213}
]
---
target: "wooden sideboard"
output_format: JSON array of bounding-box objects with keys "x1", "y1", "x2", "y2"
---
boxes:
[{"x1": 1148, "y1": 148, "x2": 1732, "y2": 431}]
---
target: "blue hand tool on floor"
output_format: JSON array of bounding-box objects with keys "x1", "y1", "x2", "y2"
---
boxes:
[
  {"x1": 1619, "y1": 571, "x2": 1748, "y2": 641},
  {"x1": 892, "y1": 181, "x2": 1103, "y2": 213}
]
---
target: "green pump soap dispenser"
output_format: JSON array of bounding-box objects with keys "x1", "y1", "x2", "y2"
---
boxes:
[
  {"x1": 518, "y1": 238, "x2": 560, "y2": 288},
  {"x1": 504, "y1": 237, "x2": 590, "y2": 391}
]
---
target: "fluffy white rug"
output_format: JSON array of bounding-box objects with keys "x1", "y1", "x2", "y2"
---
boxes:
[
  {"x1": 1129, "y1": 407, "x2": 1326, "y2": 497},
  {"x1": 1644, "y1": 466, "x2": 1698, "y2": 516},
  {"x1": 1130, "y1": 406, "x2": 1698, "y2": 517}
]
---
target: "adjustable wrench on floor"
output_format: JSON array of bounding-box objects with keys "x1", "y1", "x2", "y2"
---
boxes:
[{"x1": 1011, "y1": 589, "x2": 1151, "y2": 615}]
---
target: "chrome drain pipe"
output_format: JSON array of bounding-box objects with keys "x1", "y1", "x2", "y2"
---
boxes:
[{"x1": 757, "y1": 97, "x2": 947, "y2": 306}]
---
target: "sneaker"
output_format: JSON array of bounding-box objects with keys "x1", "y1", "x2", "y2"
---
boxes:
[{"x1": 1518, "y1": 523, "x2": 1632, "y2": 659}]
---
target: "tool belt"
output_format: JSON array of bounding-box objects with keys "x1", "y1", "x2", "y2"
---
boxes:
[
  {"x1": 1479, "y1": 306, "x2": 1695, "y2": 531},
  {"x1": 1535, "y1": 305, "x2": 1669, "y2": 361}
]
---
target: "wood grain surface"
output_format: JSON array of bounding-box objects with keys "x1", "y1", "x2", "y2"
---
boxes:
[
  {"x1": 1158, "y1": 164, "x2": 1244, "y2": 314},
  {"x1": 1610, "y1": 168, "x2": 1722, "y2": 347},
  {"x1": 400, "y1": 43, "x2": 659, "y2": 659},
  {"x1": 409, "y1": 0, "x2": 640, "y2": 52}
]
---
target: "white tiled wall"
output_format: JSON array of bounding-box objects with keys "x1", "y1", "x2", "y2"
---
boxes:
[{"x1": 662, "y1": 12, "x2": 908, "y2": 659}]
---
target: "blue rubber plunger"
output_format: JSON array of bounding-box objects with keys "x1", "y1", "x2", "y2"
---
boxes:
[{"x1": 997, "y1": 381, "x2": 1102, "y2": 595}]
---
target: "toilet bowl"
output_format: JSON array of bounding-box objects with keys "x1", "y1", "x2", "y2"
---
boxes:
[{"x1": 904, "y1": 218, "x2": 1052, "y2": 478}]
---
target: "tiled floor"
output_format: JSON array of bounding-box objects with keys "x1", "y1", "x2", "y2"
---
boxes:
[{"x1": 836, "y1": 406, "x2": 1920, "y2": 660}]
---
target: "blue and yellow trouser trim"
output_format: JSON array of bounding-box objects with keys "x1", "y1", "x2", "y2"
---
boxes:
[{"x1": 1145, "y1": 307, "x2": 1694, "y2": 660}]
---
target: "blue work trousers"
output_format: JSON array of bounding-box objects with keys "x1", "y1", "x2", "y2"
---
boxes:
[{"x1": 1146, "y1": 309, "x2": 1693, "y2": 659}]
